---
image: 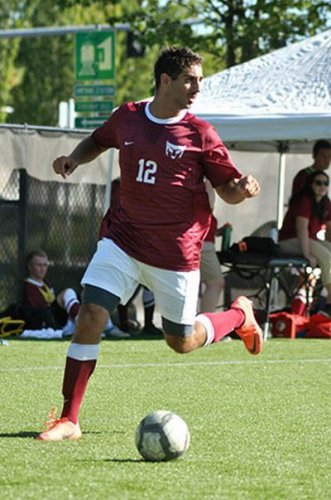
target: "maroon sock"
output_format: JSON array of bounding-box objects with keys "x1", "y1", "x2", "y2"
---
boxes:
[
  {"x1": 202, "y1": 309, "x2": 245, "y2": 343},
  {"x1": 117, "y1": 304, "x2": 129, "y2": 330},
  {"x1": 68, "y1": 302, "x2": 80, "y2": 321},
  {"x1": 291, "y1": 298, "x2": 306, "y2": 316},
  {"x1": 61, "y1": 357, "x2": 97, "y2": 424}
]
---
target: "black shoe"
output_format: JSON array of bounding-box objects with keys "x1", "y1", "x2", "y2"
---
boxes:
[{"x1": 141, "y1": 324, "x2": 164, "y2": 338}]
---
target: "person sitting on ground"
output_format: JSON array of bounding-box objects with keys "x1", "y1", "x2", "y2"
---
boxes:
[
  {"x1": 291, "y1": 139, "x2": 331, "y2": 196},
  {"x1": 22, "y1": 250, "x2": 122, "y2": 338},
  {"x1": 279, "y1": 170, "x2": 331, "y2": 316},
  {"x1": 21, "y1": 250, "x2": 81, "y2": 334}
]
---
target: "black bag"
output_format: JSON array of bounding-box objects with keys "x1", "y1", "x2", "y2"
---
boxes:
[{"x1": 230, "y1": 236, "x2": 281, "y2": 256}]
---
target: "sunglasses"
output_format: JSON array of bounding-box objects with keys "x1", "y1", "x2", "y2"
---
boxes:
[{"x1": 313, "y1": 180, "x2": 329, "y2": 187}]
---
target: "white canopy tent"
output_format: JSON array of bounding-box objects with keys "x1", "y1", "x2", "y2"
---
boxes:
[{"x1": 192, "y1": 29, "x2": 331, "y2": 232}]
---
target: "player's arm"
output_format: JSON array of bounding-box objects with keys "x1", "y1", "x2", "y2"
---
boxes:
[
  {"x1": 215, "y1": 175, "x2": 260, "y2": 204},
  {"x1": 53, "y1": 135, "x2": 106, "y2": 179}
]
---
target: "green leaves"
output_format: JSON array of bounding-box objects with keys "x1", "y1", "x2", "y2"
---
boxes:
[{"x1": 1, "y1": 0, "x2": 330, "y2": 125}]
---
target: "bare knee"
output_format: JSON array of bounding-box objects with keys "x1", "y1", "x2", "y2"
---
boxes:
[
  {"x1": 74, "y1": 303, "x2": 109, "y2": 343},
  {"x1": 164, "y1": 334, "x2": 195, "y2": 354}
]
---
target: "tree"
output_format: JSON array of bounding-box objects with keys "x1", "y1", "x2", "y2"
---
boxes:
[
  {"x1": 10, "y1": 2, "x2": 113, "y2": 125},
  {"x1": 8, "y1": 1, "x2": 161, "y2": 125},
  {"x1": 4, "y1": 0, "x2": 331, "y2": 126},
  {"x1": 0, "y1": 0, "x2": 34, "y2": 122},
  {"x1": 105, "y1": 0, "x2": 330, "y2": 67}
]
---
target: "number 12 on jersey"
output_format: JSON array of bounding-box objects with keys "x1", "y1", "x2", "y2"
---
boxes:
[{"x1": 136, "y1": 159, "x2": 157, "y2": 184}]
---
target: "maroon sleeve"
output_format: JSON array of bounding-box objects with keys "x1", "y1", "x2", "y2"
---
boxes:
[
  {"x1": 92, "y1": 105, "x2": 127, "y2": 149},
  {"x1": 200, "y1": 124, "x2": 242, "y2": 187}
]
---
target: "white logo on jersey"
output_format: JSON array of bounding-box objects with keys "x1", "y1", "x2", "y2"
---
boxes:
[
  {"x1": 124, "y1": 140, "x2": 134, "y2": 146},
  {"x1": 165, "y1": 141, "x2": 186, "y2": 159}
]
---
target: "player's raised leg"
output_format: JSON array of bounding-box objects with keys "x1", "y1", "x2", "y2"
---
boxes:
[
  {"x1": 164, "y1": 295, "x2": 262, "y2": 355},
  {"x1": 150, "y1": 266, "x2": 262, "y2": 356}
]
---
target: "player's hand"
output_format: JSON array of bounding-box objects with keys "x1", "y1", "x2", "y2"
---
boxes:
[
  {"x1": 237, "y1": 175, "x2": 260, "y2": 198},
  {"x1": 53, "y1": 156, "x2": 79, "y2": 179}
]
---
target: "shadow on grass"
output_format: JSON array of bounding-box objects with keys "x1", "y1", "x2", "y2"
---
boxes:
[
  {"x1": 4, "y1": 335, "x2": 164, "y2": 343},
  {"x1": 76, "y1": 458, "x2": 145, "y2": 463},
  {"x1": 0, "y1": 430, "x2": 107, "y2": 439},
  {"x1": 0, "y1": 431, "x2": 38, "y2": 438}
]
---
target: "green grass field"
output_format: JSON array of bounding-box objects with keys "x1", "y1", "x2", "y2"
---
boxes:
[{"x1": 1, "y1": 337, "x2": 330, "y2": 499}]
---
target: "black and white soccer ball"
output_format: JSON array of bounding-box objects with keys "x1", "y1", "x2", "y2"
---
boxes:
[{"x1": 135, "y1": 410, "x2": 190, "y2": 462}]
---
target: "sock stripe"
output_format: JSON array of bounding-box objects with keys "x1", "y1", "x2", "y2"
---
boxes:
[
  {"x1": 195, "y1": 314, "x2": 215, "y2": 346},
  {"x1": 67, "y1": 343, "x2": 100, "y2": 361}
]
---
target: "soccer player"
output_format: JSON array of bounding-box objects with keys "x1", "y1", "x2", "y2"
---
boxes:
[{"x1": 37, "y1": 47, "x2": 263, "y2": 441}]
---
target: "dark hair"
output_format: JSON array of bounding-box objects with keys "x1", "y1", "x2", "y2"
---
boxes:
[
  {"x1": 313, "y1": 139, "x2": 331, "y2": 157},
  {"x1": 290, "y1": 170, "x2": 330, "y2": 222},
  {"x1": 154, "y1": 47, "x2": 203, "y2": 89}
]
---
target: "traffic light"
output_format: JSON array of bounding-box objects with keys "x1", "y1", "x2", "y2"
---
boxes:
[{"x1": 126, "y1": 31, "x2": 145, "y2": 58}]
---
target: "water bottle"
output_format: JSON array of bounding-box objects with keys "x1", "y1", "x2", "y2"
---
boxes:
[
  {"x1": 269, "y1": 227, "x2": 278, "y2": 243},
  {"x1": 221, "y1": 223, "x2": 232, "y2": 251}
]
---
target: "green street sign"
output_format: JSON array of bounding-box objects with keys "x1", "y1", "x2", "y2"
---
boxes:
[
  {"x1": 75, "y1": 101, "x2": 113, "y2": 113},
  {"x1": 75, "y1": 116, "x2": 109, "y2": 129},
  {"x1": 75, "y1": 30, "x2": 115, "y2": 81},
  {"x1": 74, "y1": 84, "x2": 116, "y2": 97}
]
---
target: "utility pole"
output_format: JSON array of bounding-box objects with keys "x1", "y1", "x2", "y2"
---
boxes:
[{"x1": 0, "y1": 24, "x2": 130, "y2": 39}]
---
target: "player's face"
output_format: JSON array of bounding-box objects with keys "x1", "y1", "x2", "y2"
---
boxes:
[
  {"x1": 168, "y1": 64, "x2": 203, "y2": 109},
  {"x1": 28, "y1": 255, "x2": 49, "y2": 281},
  {"x1": 314, "y1": 148, "x2": 331, "y2": 170}
]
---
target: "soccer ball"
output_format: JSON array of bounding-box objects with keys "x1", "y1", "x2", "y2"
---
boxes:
[{"x1": 135, "y1": 410, "x2": 190, "y2": 462}]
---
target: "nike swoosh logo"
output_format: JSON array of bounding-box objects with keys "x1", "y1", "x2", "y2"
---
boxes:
[
  {"x1": 249, "y1": 336, "x2": 257, "y2": 354},
  {"x1": 249, "y1": 332, "x2": 262, "y2": 354},
  {"x1": 124, "y1": 141, "x2": 134, "y2": 146}
]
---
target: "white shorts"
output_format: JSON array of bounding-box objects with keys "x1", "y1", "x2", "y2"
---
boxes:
[{"x1": 81, "y1": 238, "x2": 200, "y2": 326}]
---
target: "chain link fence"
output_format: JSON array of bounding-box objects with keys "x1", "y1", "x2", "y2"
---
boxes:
[{"x1": 0, "y1": 168, "x2": 105, "y2": 311}]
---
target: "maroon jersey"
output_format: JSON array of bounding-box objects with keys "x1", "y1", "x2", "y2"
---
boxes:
[
  {"x1": 279, "y1": 194, "x2": 331, "y2": 241},
  {"x1": 23, "y1": 278, "x2": 56, "y2": 308},
  {"x1": 292, "y1": 166, "x2": 315, "y2": 195},
  {"x1": 95, "y1": 101, "x2": 241, "y2": 271},
  {"x1": 21, "y1": 278, "x2": 67, "y2": 329},
  {"x1": 98, "y1": 178, "x2": 120, "y2": 239},
  {"x1": 204, "y1": 215, "x2": 218, "y2": 243}
]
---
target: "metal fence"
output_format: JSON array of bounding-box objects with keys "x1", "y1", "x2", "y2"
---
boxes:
[{"x1": 0, "y1": 168, "x2": 105, "y2": 311}]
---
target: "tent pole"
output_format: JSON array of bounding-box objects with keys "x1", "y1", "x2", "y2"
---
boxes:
[{"x1": 276, "y1": 141, "x2": 288, "y2": 230}]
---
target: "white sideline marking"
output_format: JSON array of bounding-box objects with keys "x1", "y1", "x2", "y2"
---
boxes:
[{"x1": 1, "y1": 358, "x2": 330, "y2": 373}]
